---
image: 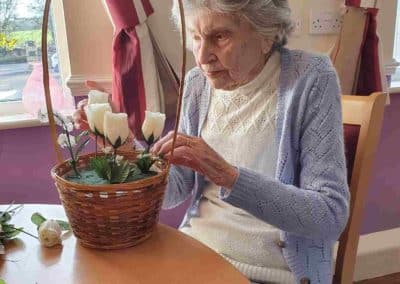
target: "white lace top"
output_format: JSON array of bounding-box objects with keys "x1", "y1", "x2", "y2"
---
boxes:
[{"x1": 180, "y1": 52, "x2": 295, "y2": 284}]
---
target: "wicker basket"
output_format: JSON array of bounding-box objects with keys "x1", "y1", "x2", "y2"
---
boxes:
[
  {"x1": 42, "y1": 0, "x2": 187, "y2": 250},
  {"x1": 51, "y1": 152, "x2": 167, "y2": 249}
]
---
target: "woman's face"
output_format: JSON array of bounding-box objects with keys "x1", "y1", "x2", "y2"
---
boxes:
[{"x1": 187, "y1": 10, "x2": 272, "y2": 90}]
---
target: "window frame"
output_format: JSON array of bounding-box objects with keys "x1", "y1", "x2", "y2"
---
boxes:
[
  {"x1": 0, "y1": 2, "x2": 69, "y2": 130},
  {"x1": 0, "y1": 0, "x2": 113, "y2": 130},
  {"x1": 377, "y1": 0, "x2": 400, "y2": 94}
]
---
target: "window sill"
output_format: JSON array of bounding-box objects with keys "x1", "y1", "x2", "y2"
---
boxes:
[
  {"x1": 0, "y1": 109, "x2": 75, "y2": 131},
  {"x1": 389, "y1": 81, "x2": 400, "y2": 94},
  {"x1": 0, "y1": 114, "x2": 47, "y2": 130}
]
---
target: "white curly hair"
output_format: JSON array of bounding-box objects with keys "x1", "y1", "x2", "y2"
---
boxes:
[{"x1": 172, "y1": 0, "x2": 294, "y2": 48}]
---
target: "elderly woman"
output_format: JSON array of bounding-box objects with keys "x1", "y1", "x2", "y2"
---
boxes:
[
  {"x1": 151, "y1": 1, "x2": 349, "y2": 284},
  {"x1": 75, "y1": 0, "x2": 349, "y2": 283}
]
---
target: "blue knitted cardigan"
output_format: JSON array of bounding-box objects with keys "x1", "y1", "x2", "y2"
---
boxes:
[{"x1": 162, "y1": 48, "x2": 350, "y2": 283}]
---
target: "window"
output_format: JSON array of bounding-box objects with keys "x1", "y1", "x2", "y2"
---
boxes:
[
  {"x1": 391, "y1": 1, "x2": 400, "y2": 87},
  {"x1": 377, "y1": 0, "x2": 400, "y2": 93},
  {"x1": 0, "y1": 0, "x2": 73, "y2": 129}
]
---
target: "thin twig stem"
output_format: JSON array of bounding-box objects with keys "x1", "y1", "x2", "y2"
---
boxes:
[
  {"x1": 15, "y1": 228, "x2": 38, "y2": 240},
  {"x1": 95, "y1": 135, "x2": 98, "y2": 157}
]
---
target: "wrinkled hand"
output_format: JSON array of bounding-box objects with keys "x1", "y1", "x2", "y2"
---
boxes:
[
  {"x1": 151, "y1": 131, "x2": 238, "y2": 189},
  {"x1": 72, "y1": 80, "x2": 134, "y2": 149}
]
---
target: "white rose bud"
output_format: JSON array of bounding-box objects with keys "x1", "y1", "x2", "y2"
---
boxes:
[
  {"x1": 86, "y1": 103, "x2": 112, "y2": 135},
  {"x1": 38, "y1": 220, "x2": 62, "y2": 248},
  {"x1": 141, "y1": 111, "x2": 166, "y2": 143},
  {"x1": 87, "y1": 90, "x2": 109, "y2": 105},
  {"x1": 104, "y1": 112, "x2": 130, "y2": 148}
]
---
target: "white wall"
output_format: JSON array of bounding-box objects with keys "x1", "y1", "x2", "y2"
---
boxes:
[
  {"x1": 147, "y1": 1, "x2": 196, "y2": 74},
  {"x1": 54, "y1": 0, "x2": 114, "y2": 96},
  {"x1": 287, "y1": 0, "x2": 344, "y2": 53},
  {"x1": 376, "y1": 0, "x2": 399, "y2": 75}
]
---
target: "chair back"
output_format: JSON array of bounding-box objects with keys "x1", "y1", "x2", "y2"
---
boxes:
[{"x1": 334, "y1": 92, "x2": 386, "y2": 283}]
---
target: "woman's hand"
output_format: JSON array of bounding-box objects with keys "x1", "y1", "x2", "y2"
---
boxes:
[{"x1": 151, "y1": 131, "x2": 239, "y2": 189}]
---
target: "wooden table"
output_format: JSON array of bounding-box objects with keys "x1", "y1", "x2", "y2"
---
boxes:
[{"x1": 0, "y1": 204, "x2": 249, "y2": 284}]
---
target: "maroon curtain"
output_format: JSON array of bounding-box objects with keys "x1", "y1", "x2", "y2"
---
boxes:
[
  {"x1": 104, "y1": 0, "x2": 153, "y2": 136},
  {"x1": 345, "y1": 0, "x2": 361, "y2": 6},
  {"x1": 346, "y1": 0, "x2": 382, "y2": 95},
  {"x1": 356, "y1": 8, "x2": 382, "y2": 95}
]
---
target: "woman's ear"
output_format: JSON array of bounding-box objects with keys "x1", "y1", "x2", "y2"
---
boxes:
[{"x1": 261, "y1": 38, "x2": 274, "y2": 55}]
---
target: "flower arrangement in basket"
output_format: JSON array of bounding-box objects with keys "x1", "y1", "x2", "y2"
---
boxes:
[
  {"x1": 40, "y1": 0, "x2": 188, "y2": 249},
  {"x1": 44, "y1": 93, "x2": 167, "y2": 250}
]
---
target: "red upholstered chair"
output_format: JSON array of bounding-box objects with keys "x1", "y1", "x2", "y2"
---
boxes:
[{"x1": 334, "y1": 92, "x2": 387, "y2": 284}]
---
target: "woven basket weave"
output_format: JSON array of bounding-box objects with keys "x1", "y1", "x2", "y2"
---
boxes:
[
  {"x1": 41, "y1": 0, "x2": 187, "y2": 249},
  {"x1": 51, "y1": 152, "x2": 167, "y2": 249}
]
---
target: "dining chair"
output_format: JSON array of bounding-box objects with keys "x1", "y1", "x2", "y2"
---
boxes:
[{"x1": 333, "y1": 92, "x2": 387, "y2": 284}]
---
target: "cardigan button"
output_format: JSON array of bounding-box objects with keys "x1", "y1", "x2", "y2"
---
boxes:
[
  {"x1": 300, "y1": 277, "x2": 311, "y2": 284},
  {"x1": 276, "y1": 240, "x2": 286, "y2": 248}
]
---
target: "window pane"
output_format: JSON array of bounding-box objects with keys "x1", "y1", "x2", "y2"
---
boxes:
[
  {"x1": 395, "y1": 1, "x2": 400, "y2": 61},
  {"x1": 392, "y1": 1, "x2": 400, "y2": 83},
  {"x1": 0, "y1": 0, "x2": 61, "y2": 105}
]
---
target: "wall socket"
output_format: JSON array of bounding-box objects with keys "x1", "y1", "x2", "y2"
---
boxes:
[{"x1": 309, "y1": 11, "x2": 343, "y2": 35}]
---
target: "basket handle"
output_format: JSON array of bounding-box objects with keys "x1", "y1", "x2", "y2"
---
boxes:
[
  {"x1": 163, "y1": 0, "x2": 187, "y2": 182},
  {"x1": 42, "y1": 0, "x2": 187, "y2": 176},
  {"x1": 42, "y1": 0, "x2": 63, "y2": 164}
]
